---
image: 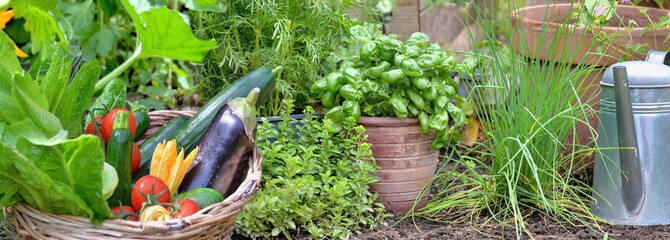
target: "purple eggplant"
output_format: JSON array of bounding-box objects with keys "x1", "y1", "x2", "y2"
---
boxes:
[{"x1": 178, "y1": 88, "x2": 259, "y2": 198}]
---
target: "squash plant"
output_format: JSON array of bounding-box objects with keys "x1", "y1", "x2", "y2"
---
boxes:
[
  {"x1": 1, "y1": 0, "x2": 219, "y2": 110},
  {"x1": 313, "y1": 27, "x2": 466, "y2": 150}
]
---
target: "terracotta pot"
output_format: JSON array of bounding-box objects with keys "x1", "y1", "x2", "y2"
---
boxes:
[
  {"x1": 358, "y1": 116, "x2": 438, "y2": 214},
  {"x1": 511, "y1": 4, "x2": 670, "y2": 67}
]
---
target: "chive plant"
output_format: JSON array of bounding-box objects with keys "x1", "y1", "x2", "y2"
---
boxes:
[{"x1": 412, "y1": 1, "x2": 614, "y2": 237}]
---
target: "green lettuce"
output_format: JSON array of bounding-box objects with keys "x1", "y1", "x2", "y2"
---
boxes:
[{"x1": 0, "y1": 135, "x2": 114, "y2": 225}]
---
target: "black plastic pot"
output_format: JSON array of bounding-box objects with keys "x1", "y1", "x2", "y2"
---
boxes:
[
  {"x1": 451, "y1": 69, "x2": 486, "y2": 104},
  {"x1": 256, "y1": 108, "x2": 320, "y2": 142}
]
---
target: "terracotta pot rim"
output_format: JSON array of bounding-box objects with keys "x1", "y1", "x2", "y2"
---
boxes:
[
  {"x1": 511, "y1": 3, "x2": 670, "y2": 33},
  {"x1": 358, "y1": 116, "x2": 420, "y2": 126}
]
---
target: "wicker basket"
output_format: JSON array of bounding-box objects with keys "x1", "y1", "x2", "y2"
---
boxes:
[{"x1": 5, "y1": 110, "x2": 262, "y2": 239}]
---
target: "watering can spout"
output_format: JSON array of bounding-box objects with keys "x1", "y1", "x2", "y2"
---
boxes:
[{"x1": 612, "y1": 66, "x2": 645, "y2": 217}]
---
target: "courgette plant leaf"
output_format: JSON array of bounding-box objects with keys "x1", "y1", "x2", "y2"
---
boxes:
[
  {"x1": 38, "y1": 42, "x2": 71, "y2": 112},
  {"x1": 121, "y1": 0, "x2": 217, "y2": 62},
  {"x1": 7, "y1": 0, "x2": 60, "y2": 16},
  {"x1": 11, "y1": 3, "x2": 65, "y2": 57},
  {"x1": 55, "y1": 59, "x2": 100, "y2": 138}
]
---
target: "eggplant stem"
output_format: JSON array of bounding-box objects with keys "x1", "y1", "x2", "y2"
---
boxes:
[{"x1": 271, "y1": 66, "x2": 283, "y2": 75}]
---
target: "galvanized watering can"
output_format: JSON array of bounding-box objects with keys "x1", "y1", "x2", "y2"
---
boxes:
[{"x1": 591, "y1": 51, "x2": 670, "y2": 225}]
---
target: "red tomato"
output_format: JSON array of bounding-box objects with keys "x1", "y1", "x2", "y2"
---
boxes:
[
  {"x1": 171, "y1": 199, "x2": 200, "y2": 219},
  {"x1": 111, "y1": 206, "x2": 138, "y2": 221},
  {"x1": 132, "y1": 143, "x2": 140, "y2": 174},
  {"x1": 85, "y1": 116, "x2": 104, "y2": 135},
  {"x1": 131, "y1": 175, "x2": 170, "y2": 212},
  {"x1": 100, "y1": 108, "x2": 137, "y2": 142}
]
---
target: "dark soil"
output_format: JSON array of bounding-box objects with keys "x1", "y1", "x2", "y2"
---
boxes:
[
  {"x1": 352, "y1": 130, "x2": 670, "y2": 240},
  {"x1": 352, "y1": 211, "x2": 670, "y2": 240}
]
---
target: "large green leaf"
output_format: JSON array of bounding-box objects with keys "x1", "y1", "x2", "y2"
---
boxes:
[
  {"x1": 121, "y1": 0, "x2": 217, "y2": 62},
  {"x1": 0, "y1": 120, "x2": 46, "y2": 149},
  {"x1": 55, "y1": 60, "x2": 100, "y2": 138},
  {"x1": 59, "y1": 0, "x2": 95, "y2": 35},
  {"x1": 80, "y1": 25, "x2": 116, "y2": 61},
  {"x1": 1, "y1": 136, "x2": 114, "y2": 224},
  {"x1": 15, "y1": 72, "x2": 49, "y2": 111},
  {"x1": 8, "y1": 0, "x2": 60, "y2": 15},
  {"x1": 0, "y1": 65, "x2": 24, "y2": 123},
  {"x1": 0, "y1": 32, "x2": 22, "y2": 74},
  {"x1": 12, "y1": 85, "x2": 63, "y2": 138},
  {"x1": 27, "y1": 56, "x2": 51, "y2": 81},
  {"x1": 11, "y1": 4, "x2": 65, "y2": 57},
  {"x1": 0, "y1": 140, "x2": 89, "y2": 217},
  {"x1": 39, "y1": 43, "x2": 72, "y2": 112},
  {"x1": 16, "y1": 136, "x2": 113, "y2": 225}
]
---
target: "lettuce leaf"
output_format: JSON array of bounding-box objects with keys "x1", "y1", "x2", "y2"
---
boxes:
[{"x1": 0, "y1": 136, "x2": 114, "y2": 225}]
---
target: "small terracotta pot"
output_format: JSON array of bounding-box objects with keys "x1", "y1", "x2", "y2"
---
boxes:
[
  {"x1": 358, "y1": 116, "x2": 438, "y2": 214},
  {"x1": 511, "y1": 4, "x2": 670, "y2": 67}
]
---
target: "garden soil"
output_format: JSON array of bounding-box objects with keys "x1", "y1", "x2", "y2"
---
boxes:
[{"x1": 351, "y1": 164, "x2": 670, "y2": 240}]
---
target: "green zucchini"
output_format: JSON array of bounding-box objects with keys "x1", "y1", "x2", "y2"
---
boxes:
[
  {"x1": 86, "y1": 79, "x2": 126, "y2": 123},
  {"x1": 133, "y1": 116, "x2": 189, "y2": 181},
  {"x1": 133, "y1": 110, "x2": 150, "y2": 142},
  {"x1": 176, "y1": 188, "x2": 223, "y2": 209},
  {"x1": 106, "y1": 111, "x2": 133, "y2": 207},
  {"x1": 172, "y1": 67, "x2": 276, "y2": 153}
]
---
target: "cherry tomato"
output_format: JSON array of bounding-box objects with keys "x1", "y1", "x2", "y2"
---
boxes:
[
  {"x1": 171, "y1": 199, "x2": 200, "y2": 219},
  {"x1": 85, "y1": 116, "x2": 103, "y2": 135},
  {"x1": 131, "y1": 175, "x2": 170, "y2": 212},
  {"x1": 132, "y1": 143, "x2": 140, "y2": 174},
  {"x1": 100, "y1": 108, "x2": 137, "y2": 142},
  {"x1": 111, "y1": 206, "x2": 138, "y2": 221}
]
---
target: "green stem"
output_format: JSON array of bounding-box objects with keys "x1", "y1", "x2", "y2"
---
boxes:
[
  {"x1": 95, "y1": 44, "x2": 143, "y2": 93},
  {"x1": 172, "y1": 0, "x2": 179, "y2": 10}
]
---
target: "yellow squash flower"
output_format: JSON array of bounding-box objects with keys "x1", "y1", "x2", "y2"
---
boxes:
[
  {"x1": 139, "y1": 205, "x2": 171, "y2": 222},
  {"x1": 0, "y1": 8, "x2": 27, "y2": 58},
  {"x1": 150, "y1": 139, "x2": 199, "y2": 197}
]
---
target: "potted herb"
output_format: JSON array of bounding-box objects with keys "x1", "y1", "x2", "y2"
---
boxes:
[
  {"x1": 312, "y1": 27, "x2": 465, "y2": 213},
  {"x1": 191, "y1": 0, "x2": 372, "y2": 118}
]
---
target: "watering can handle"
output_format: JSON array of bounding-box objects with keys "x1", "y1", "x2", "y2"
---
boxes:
[{"x1": 612, "y1": 66, "x2": 645, "y2": 217}]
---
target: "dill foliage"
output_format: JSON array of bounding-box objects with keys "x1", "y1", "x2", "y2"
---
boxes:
[{"x1": 192, "y1": 0, "x2": 373, "y2": 116}]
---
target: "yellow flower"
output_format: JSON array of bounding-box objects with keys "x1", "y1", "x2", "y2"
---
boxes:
[
  {"x1": 0, "y1": 8, "x2": 27, "y2": 58},
  {"x1": 150, "y1": 139, "x2": 199, "y2": 197},
  {"x1": 139, "y1": 205, "x2": 171, "y2": 222}
]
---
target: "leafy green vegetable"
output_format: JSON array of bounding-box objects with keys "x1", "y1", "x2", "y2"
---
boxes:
[
  {"x1": 56, "y1": 60, "x2": 101, "y2": 138},
  {"x1": 0, "y1": 136, "x2": 114, "y2": 225},
  {"x1": 12, "y1": 85, "x2": 63, "y2": 138},
  {"x1": 0, "y1": 32, "x2": 99, "y2": 139},
  {"x1": 39, "y1": 42, "x2": 72, "y2": 111}
]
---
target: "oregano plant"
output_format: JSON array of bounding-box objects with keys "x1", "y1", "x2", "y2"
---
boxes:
[{"x1": 235, "y1": 101, "x2": 386, "y2": 239}]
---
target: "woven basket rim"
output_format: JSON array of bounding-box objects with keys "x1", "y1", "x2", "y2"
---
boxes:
[{"x1": 6, "y1": 110, "x2": 262, "y2": 239}]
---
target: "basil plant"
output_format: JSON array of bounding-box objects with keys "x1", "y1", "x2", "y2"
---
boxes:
[{"x1": 311, "y1": 27, "x2": 465, "y2": 150}]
